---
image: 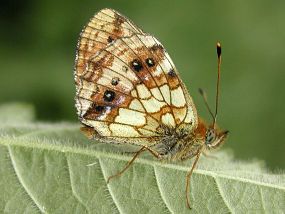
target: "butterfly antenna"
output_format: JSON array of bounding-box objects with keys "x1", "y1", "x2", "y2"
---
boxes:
[
  {"x1": 214, "y1": 42, "x2": 222, "y2": 128},
  {"x1": 198, "y1": 88, "x2": 215, "y2": 122}
]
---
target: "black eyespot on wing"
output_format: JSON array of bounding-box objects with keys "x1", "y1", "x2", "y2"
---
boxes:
[
  {"x1": 82, "y1": 103, "x2": 106, "y2": 120},
  {"x1": 107, "y1": 36, "x2": 114, "y2": 43},
  {"x1": 168, "y1": 69, "x2": 176, "y2": 77},
  {"x1": 103, "y1": 90, "x2": 116, "y2": 102},
  {"x1": 131, "y1": 59, "x2": 143, "y2": 72},
  {"x1": 94, "y1": 105, "x2": 105, "y2": 112},
  {"x1": 111, "y1": 77, "x2": 120, "y2": 86},
  {"x1": 145, "y1": 58, "x2": 155, "y2": 67}
]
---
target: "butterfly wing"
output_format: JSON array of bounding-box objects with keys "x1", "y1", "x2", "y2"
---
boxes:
[
  {"x1": 75, "y1": 8, "x2": 143, "y2": 78},
  {"x1": 75, "y1": 8, "x2": 198, "y2": 146}
]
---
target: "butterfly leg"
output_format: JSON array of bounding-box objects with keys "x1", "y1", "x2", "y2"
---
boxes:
[
  {"x1": 185, "y1": 150, "x2": 202, "y2": 209},
  {"x1": 107, "y1": 146, "x2": 161, "y2": 184}
]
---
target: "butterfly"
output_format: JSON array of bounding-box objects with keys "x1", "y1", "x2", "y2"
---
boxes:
[{"x1": 74, "y1": 8, "x2": 228, "y2": 209}]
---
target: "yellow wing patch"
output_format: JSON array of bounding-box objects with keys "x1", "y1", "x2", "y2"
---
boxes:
[{"x1": 115, "y1": 108, "x2": 146, "y2": 126}]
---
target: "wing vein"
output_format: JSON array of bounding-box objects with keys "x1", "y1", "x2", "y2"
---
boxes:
[{"x1": 134, "y1": 34, "x2": 177, "y2": 123}]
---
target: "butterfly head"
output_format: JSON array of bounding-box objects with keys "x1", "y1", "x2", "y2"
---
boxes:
[{"x1": 205, "y1": 126, "x2": 229, "y2": 149}]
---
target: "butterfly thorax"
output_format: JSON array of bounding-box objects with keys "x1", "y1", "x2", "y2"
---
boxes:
[{"x1": 157, "y1": 118, "x2": 228, "y2": 161}]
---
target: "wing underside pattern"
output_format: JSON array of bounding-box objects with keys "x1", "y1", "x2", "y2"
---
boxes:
[{"x1": 75, "y1": 8, "x2": 197, "y2": 146}]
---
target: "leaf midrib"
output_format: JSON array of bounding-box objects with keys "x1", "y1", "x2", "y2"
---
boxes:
[{"x1": 1, "y1": 137, "x2": 284, "y2": 192}]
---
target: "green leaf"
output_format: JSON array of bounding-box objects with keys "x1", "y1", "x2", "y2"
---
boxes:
[
  {"x1": 0, "y1": 104, "x2": 284, "y2": 213},
  {"x1": 0, "y1": 103, "x2": 35, "y2": 123}
]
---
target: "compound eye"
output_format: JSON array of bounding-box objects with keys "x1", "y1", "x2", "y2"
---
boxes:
[{"x1": 206, "y1": 129, "x2": 216, "y2": 145}]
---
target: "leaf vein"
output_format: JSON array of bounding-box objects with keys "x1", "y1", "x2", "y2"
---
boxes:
[
  {"x1": 65, "y1": 154, "x2": 89, "y2": 213},
  {"x1": 7, "y1": 146, "x2": 44, "y2": 213},
  {"x1": 153, "y1": 166, "x2": 173, "y2": 214},
  {"x1": 213, "y1": 176, "x2": 233, "y2": 213},
  {"x1": 97, "y1": 157, "x2": 121, "y2": 214},
  {"x1": 259, "y1": 187, "x2": 265, "y2": 211}
]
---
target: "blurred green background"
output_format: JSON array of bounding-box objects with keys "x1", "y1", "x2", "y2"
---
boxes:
[{"x1": 1, "y1": 0, "x2": 284, "y2": 170}]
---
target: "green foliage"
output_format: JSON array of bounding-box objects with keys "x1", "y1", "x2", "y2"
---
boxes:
[
  {"x1": 1, "y1": 1, "x2": 285, "y2": 169},
  {"x1": 0, "y1": 103, "x2": 284, "y2": 213}
]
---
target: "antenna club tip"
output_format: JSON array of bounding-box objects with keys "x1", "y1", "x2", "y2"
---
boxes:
[{"x1": 216, "y1": 42, "x2": 222, "y2": 57}]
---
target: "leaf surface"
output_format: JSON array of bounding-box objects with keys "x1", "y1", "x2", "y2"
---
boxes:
[{"x1": 0, "y1": 103, "x2": 284, "y2": 213}]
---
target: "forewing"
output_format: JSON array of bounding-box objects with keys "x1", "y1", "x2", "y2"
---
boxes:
[
  {"x1": 75, "y1": 8, "x2": 143, "y2": 78},
  {"x1": 75, "y1": 8, "x2": 198, "y2": 146}
]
